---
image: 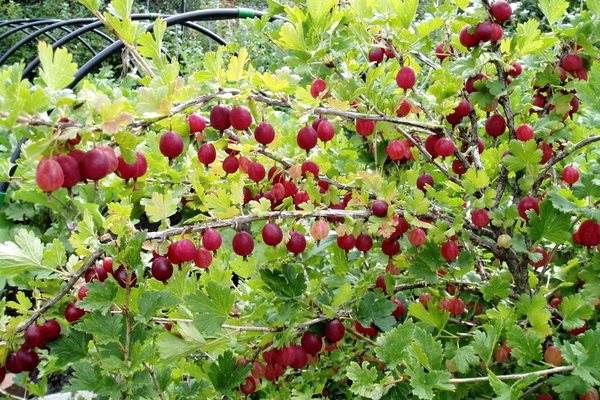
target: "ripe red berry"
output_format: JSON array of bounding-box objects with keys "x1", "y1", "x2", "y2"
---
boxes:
[
  {"x1": 248, "y1": 162, "x2": 266, "y2": 182},
  {"x1": 337, "y1": 234, "x2": 356, "y2": 251},
  {"x1": 569, "y1": 321, "x2": 587, "y2": 335},
  {"x1": 396, "y1": 66, "x2": 416, "y2": 89},
  {"x1": 41, "y1": 320, "x2": 61, "y2": 341},
  {"x1": 55, "y1": 155, "x2": 81, "y2": 189},
  {"x1": 416, "y1": 173, "x2": 434, "y2": 191},
  {"x1": 434, "y1": 43, "x2": 453, "y2": 60},
  {"x1": 354, "y1": 320, "x2": 377, "y2": 337},
  {"x1": 577, "y1": 220, "x2": 600, "y2": 246},
  {"x1": 516, "y1": 124, "x2": 534, "y2": 141},
  {"x1": 152, "y1": 257, "x2": 174, "y2": 281},
  {"x1": 562, "y1": 53, "x2": 582, "y2": 72},
  {"x1": 517, "y1": 196, "x2": 539, "y2": 220},
  {"x1": 297, "y1": 126, "x2": 318, "y2": 150},
  {"x1": 494, "y1": 346, "x2": 510, "y2": 363},
  {"x1": 209, "y1": 104, "x2": 231, "y2": 131},
  {"x1": 459, "y1": 25, "x2": 479, "y2": 48},
  {"x1": 579, "y1": 388, "x2": 599, "y2": 400},
  {"x1": 188, "y1": 113, "x2": 206, "y2": 133},
  {"x1": 254, "y1": 121, "x2": 275, "y2": 145},
  {"x1": 16, "y1": 347, "x2": 39, "y2": 372},
  {"x1": 229, "y1": 106, "x2": 252, "y2": 130},
  {"x1": 544, "y1": 346, "x2": 562, "y2": 366},
  {"x1": 116, "y1": 155, "x2": 138, "y2": 180},
  {"x1": 368, "y1": 47, "x2": 385, "y2": 64},
  {"x1": 159, "y1": 130, "x2": 184, "y2": 158},
  {"x1": 262, "y1": 223, "x2": 283, "y2": 246},
  {"x1": 194, "y1": 248, "x2": 213, "y2": 269},
  {"x1": 324, "y1": 319, "x2": 345, "y2": 342},
  {"x1": 174, "y1": 239, "x2": 196, "y2": 262},
  {"x1": 471, "y1": 209, "x2": 490, "y2": 227},
  {"x1": 232, "y1": 231, "x2": 254, "y2": 257},
  {"x1": 396, "y1": 99, "x2": 412, "y2": 117},
  {"x1": 424, "y1": 135, "x2": 440, "y2": 158},
  {"x1": 452, "y1": 159, "x2": 467, "y2": 175},
  {"x1": 64, "y1": 300, "x2": 85, "y2": 323},
  {"x1": 275, "y1": 345, "x2": 296, "y2": 367},
  {"x1": 5, "y1": 352, "x2": 22, "y2": 374},
  {"x1": 454, "y1": 100, "x2": 472, "y2": 118},
  {"x1": 485, "y1": 113, "x2": 506, "y2": 136},
  {"x1": 310, "y1": 78, "x2": 326, "y2": 98},
  {"x1": 82, "y1": 148, "x2": 110, "y2": 181},
  {"x1": 113, "y1": 266, "x2": 137, "y2": 288},
  {"x1": 448, "y1": 297, "x2": 464, "y2": 316},
  {"x1": 36, "y1": 158, "x2": 65, "y2": 192},
  {"x1": 356, "y1": 119, "x2": 375, "y2": 137},
  {"x1": 355, "y1": 233, "x2": 373, "y2": 252},
  {"x1": 562, "y1": 165, "x2": 580, "y2": 184},
  {"x1": 508, "y1": 62, "x2": 522, "y2": 77},
  {"x1": 222, "y1": 155, "x2": 239, "y2": 174},
  {"x1": 290, "y1": 345, "x2": 308, "y2": 369},
  {"x1": 77, "y1": 285, "x2": 88, "y2": 300},
  {"x1": 197, "y1": 143, "x2": 217, "y2": 165},
  {"x1": 84, "y1": 264, "x2": 108, "y2": 283},
  {"x1": 386, "y1": 139, "x2": 406, "y2": 160},
  {"x1": 286, "y1": 231, "x2": 307, "y2": 254},
  {"x1": 539, "y1": 143, "x2": 553, "y2": 164},
  {"x1": 301, "y1": 160, "x2": 320, "y2": 178},
  {"x1": 529, "y1": 247, "x2": 548, "y2": 268},
  {"x1": 316, "y1": 119, "x2": 335, "y2": 141},
  {"x1": 489, "y1": 1, "x2": 512, "y2": 22},
  {"x1": 24, "y1": 324, "x2": 46, "y2": 348},
  {"x1": 464, "y1": 73, "x2": 485, "y2": 93},
  {"x1": 239, "y1": 376, "x2": 256, "y2": 395},
  {"x1": 392, "y1": 299, "x2": 405, "y2": 318},
  {"x1": 301, "y1": 331, "x2": 323, "y2": 355},
  {"x1": 440, "y1": 241, "x2": 459, "y2": 261},
  {"x1": 434, "y1": 138, "x2": 455, "y2": 158},
  {"x1": 490, "y1": 23, "x2": 503, "y2": 41},
  {"x1": 474, "y1": 21, "x2": 494, "y2": 42},
  {"x1": 408, "y1": 228, "x2": 427, "y2": 247},
  {"x1": 381, "y1": 238, "x2": 400, "y2": 256},
  {"x1": 371, "y1": 200, "x2": 388, "y2": 217},
  {"x1": 537, "y1": 394, "x2": 553, "y2": 400}
]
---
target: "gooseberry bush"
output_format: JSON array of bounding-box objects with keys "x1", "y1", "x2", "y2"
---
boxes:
[{"x1": 0, "y1": 0, "x2": 599, "y2": 398}]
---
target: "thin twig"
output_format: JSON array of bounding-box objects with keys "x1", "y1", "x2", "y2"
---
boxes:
[
  {"x1": 345, "y1": 326, "x2": 379, "y2": 347},
  {"x1": 16, "y1": 249, "x2": 104, "y2": 333},
  {"x1": 143, "y1": 362, "x2": 166, "y2": 400},
  {"x1": 448, "y1": 365, "x2": 573, "y2": 383}
]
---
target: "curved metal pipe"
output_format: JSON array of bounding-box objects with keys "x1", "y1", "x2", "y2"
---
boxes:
[
  {"x1": 6, "y1": 22, "x2": 60, "y2": 45},
  {"x1": 0, "y1": 19, "x2": 46, "y2": 29},
  {"x1": 0, "y1": 19, "x2": 60, "y2": 42}
]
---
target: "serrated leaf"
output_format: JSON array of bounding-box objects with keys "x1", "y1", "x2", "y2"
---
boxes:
[
  {"x1": 229, "y1": 256, "x2": 257, "y2": 279},
  {"x1": 206, "y1": 351, "x2": 252, "y2": 396},
  {"x1": 38, "y1": 42, "x2": 76, "y2": 91},
  {"x1": 375, "y1": 320, "x2": 415, "y2": 365},
  {"x1": 63, "y1": 360, "x2": 103, "y2": 393},
  {"x1": 573, "y1": 172, "x2": 600, "y2": 199},
  {"x1": 481, "y1": 273, "x2": 512, "y2": 301},
  {"x1": 107, "y1": 0, "x2": 134, "y2": 18},
  {"x1": 248, "y1": 198, "x2": 272, "y2": 217},
  {"x1": 503, "y1": 140, "x2": 542, "y2": 172},
  {"x1": 558, "y1": 294, "x2": 595, "y2": 330},
  {"x1": 226, "y1": 48, "x2": 248, "y2": 83},
  {"x1": 49, "y1": 330, "x2": 90, "y2": 365},
  {"x1": 506, "y1": 326, "x2": 543, "y2": 366},
  {"x1": 259, "y1": 264, "x2": 306, "y2": 300},
  {"x1": 472, "y1": 325, "x2": 499, "y2": 364},
  {"x1": 528, "y1": 199, "x2": 572, "y2": 244},
  {"x1": 42, "y1": 239, "x2": 66, "y2": 269},
  {"x1": 408, "y1": 301, "x2": 448, "y2": 332},
  {"x1": 515, "y1": 294, "x2": 552, "y2": 338},
  {"x1": 0, "y1": 229, "x2": 46, "y2": 277},
  {"x1": 186, "y1": 281, "x2": 234, "y2": 334},
  {"x1": 77, "y1": 0, "x2": 101, "y2": 12},
  {"x1": 463, "y1": 168, "x2": 489, "y2": 194},
  {"x1": 157, "y1": 332, "x2": 204, "y2": 363},
  {"x1": 74, "y1": 311, "x2": 123, "y2": 344},
  {"x1": 392, "y1": 0, "x2": 419, "y2": 29},
  {"x1": 346, "y1": 361, "x2": 390, "y2": 400},
  {"x1": 448, "y1": 345, "x2": 479, "y2": 374},
  {"x1": 78, "y1": 280, "x2": 120, "y2": 314},
  {"x1": 406, "y1": 365, "x2": 452, "y2": 399},
  {"x1": 140, "y1": 192, "x2": 179, "y2": 223},
  {"x1": 356, "y1": 291, "x2": 397, "y2": 332},
  {"x1": 410, "y1": 327, "x2": 444, "y2": 370},
  {"x1": 137, "y1": 290, "x2": 179, "y2": 323},
  {"x1": 538, "y1": 0, "x2": 568, "y2": 24}
]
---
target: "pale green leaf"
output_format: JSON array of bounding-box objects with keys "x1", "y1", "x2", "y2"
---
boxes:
[
  {"x1": 38, "y1": 42, "x2": 77, "y2": 91},
  {"x1": 0, "y1": 229, "x2": 46, "y2": 276},
  {"x1": 538, "y1": 0, "x2": 568, "y2": 24},
  {"x1": 140, "y1": 192, "x2": 179, "y2": 223}
]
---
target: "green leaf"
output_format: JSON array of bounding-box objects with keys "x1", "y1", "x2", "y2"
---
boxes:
[
  {"x1": 538, "y1": 0, "x2": 568, "y2": 24},
  {"x1": 77, "y1": 0, "x2": 101, "y2": 12},
  {"x1": 558, "y1": 294, "x2": 595, "y2": 330},
  {"x1": 49, "y1": 330, "x2": 90, "y2": 365},
  {"x1": 573, "y1": 172, "x2": 600, "y2": 200},
  {"x1": 527, "y1": 199, "x2": 572, "y2": 243},
  {"x1": 575, "y1": 63, "x2": 600, "y2": 112},
  {"x1": 346, "y1": 361, "x2": 390, "y2": 400},
  {"x1": 107, "y1": 0, "x2": 134, "y2": 18},
  {"x1": 118, "y1": 231, "x2": 146, "y2": 270},
  {"x1": 78, "y1": 280, "x2": 120, "y2": 315},
  {"x1": 206, "y1": 351, "x2": 252, "y2": 396},
  {"x1": 408, "y1": 241, "x2": 443, "y2": 283},
  {"x1": 74, "y1": 311, "x2": 123, "y2": 345},
  {"x1": 406, "y1": 365, "x2": 452, "y2": 399},
  {"x1": 38, "y1": 42, "x2": 77, "y2": 91},
  {"x1": 137, "y1": 18, "x2": 166, "y2": 68},
  {"x1": 42, "y1": 239, "x2": 66, "y2": 269},
  {"x1": 515, "y1": 294, "x2": 552, "y2": 338},
  {"x1": 503, "y1": 140, "x2": 542, "y2": 173},
  {"x1": 472, "y1": 325, "x2": 499, "y2": 364},
  {"x1": 356, "y1": 291, "x2": 397, "y2": 332},
  {"x1": 392, "y1": 0, "x2": 419, "y2": 29},
  {"x1": 64, "y1": 360, "x2": 102, "y2": 393},
  {"x1": 104, "y1": 14, "x2": 142, "y2": 45},
  {"x1": 259, "y1": 264, "x2": 306, "y2": 300},
  {"x1": 137, "y1": 290, "x2": 179, "y2": 323},
  {"x1": 463, "y1": 168, "x2": 490, "y2": 194},
  {"x1": 140, "y1": 192, "x2": 179, "y2": 223},
  {"x1": 0, "y1": 229, "x2": 46, "y2": 277},
  {"x1": 407, "y1": 301, "x2": 449, "y2": 332},
  {"x1": 488, "y1": 370, "x2": 519, "y2": 400},
  {"x1": 446, "y1": 344, "x2": 479, "y2": 374},
  {"x1": 481, "y1": 272, "x2": 512, "y2": 301},
  {"x1": 506, "y1": 326, "x2": 543, "y2": 366},
  {"x1": 375, "y1": 320, "x2": 415, "y2": 366},
  {"x1": 186, "y1": 281, "x2": 234, "y2": 334},
  {"x1": 226, "y1": 48, "x2": 248, "y2": 83},
  {"x1": 156, "y1": 332, "x2": 204, "y2": 363},
  {"x1": 410, "y1": 327, "x2": 445, "y2": 370}
]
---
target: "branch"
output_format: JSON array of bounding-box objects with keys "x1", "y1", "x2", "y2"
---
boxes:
[
  {"x1": 448, "y1": 365, "x2": 573, "y2": 384},
  {"x1": 143, "y1": 362, "x2": 166, "y2": 400},
  {"x1": 16, "y1": 249, "x2": 104, "y2": 333},
  {"x1": 345, "y1": 326, "x2": 379, "y2": 347},
  {"x1": 149, "y1": 316, "x2": 327, "y2": 332},
  {"x1": 531, "y1": 135, "x2": 600, "y2": 194}
]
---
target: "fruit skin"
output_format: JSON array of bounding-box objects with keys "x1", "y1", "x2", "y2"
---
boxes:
[
  {"x1": 493, "y1": 345, "x2": 510, "y2": 363},
  {"x1": 434, "y1": 43, "x2": 453, "y2": 60},
  {"x1": 324, "y1": 319, "x2": 345, "y2": 342},
  {"x1": 159, "y1": 130, "x2": 184, "y2": 158},
  {"x1": 408, "y1": 228, "x2": 427, "y2": 247},
  {"x1": 440, "y1": 241, "x2": 459, "y2": 261},
  {"x1": 55, "y1": 155, "x2": 81, "y2": 188},
  {"x1": 538, "y1": 394, "x2": 553, "y2": 400},
  {"x1": 459, "y1": 25, "x2": 479, "y2": 48},
  {"x1": 42, "y1": 319, "x2": 61, "y2": 341},
  {"x1": 301, "y1": 160, "x2": 320, "y2": 178},
  {"x1": 489, "y1": 1, "x2": 512, "y2": 22},
  {"x1": 82, "y1": 148, "x2": 110, "y2": 181},
  {"x1": 474, "y1": 21, "x2": 493, "y2": 42},
  {"x1": 36, "y1": 158, "x2": 65, "y2": 192},
  {"x1": 471, "y1": 209, "x2": 490, "y2": 227},
  {"x1": 254, "y1": 121, "x2": 276, "y2": 145},
  {"x1": 316, "y1": 119, "x2": 335, "y2": 141},
  {"x1": 286, "y1": 231, "x2": 307, "y2": 254},
  {"x1": 193, "y1": 248, "x2": 212, "y2": 269},
  {"x1": 337, "y1": 234, "x2": 356, "y2": 251},
  {"x1": 544, "y1": 346, "x2": 562, "y2": 366},
  {"x1": 368, "y1": 47, "x2": 385, "y2": 64},
  {"x1": 448, "y1": 297, "x2": 464, "y2": 316},
  {"x1": 371, "y1": 200, "x2": 388, "y2": 217},
  {"x1": 485, "y1": 113, "x2": 506, "y2": 136},
  {"x1": 248, "y1": 162, "x2": 266, "y2": 182},
  {"x1": 64, "y1": 300, "x2": 85, "y2": 322},
  {"x1": 435, "y1": 138, "x2": 455, "y2": 157},
  {"x1": 24, "y1": 324, "x2": 46, "y2": 348},
  {"x1": 232, "y1": 231, "x2": 254, "y2": 257},
  {"x1": 5, "y1": 352, "x2": 22, "y2": 374},
  {"x1": 301, "y1": 331, "x2": 323, "y2": 355},
  {"x1": 416, "y1": 174, "x2": 434, "y2": 191},
  {"x1": 396, "y1": 66, "x2": 416, "y2": 89},
  {"x1": 353, "y1": 320, "x2": 377, "y2": 337},
  {"x1": 16, "y1": 347, "x2": 39, "y2": 371},
  {"x1": 175, "y1": 238, "x2": 196, "y2": 262},
  {"x1": 262, "y1": 222, "x2": 283, "y2": 246},
  {"x1": 356, "y1": 119, "x2": 375, "y2": 137},
  {"x1": 239, "y1": 376, "x2": 256, "y2": 395},
  {"x1": 562, "y1": 53, "x2": 582, "y2": 72},
  {"x1": 188, "y1": 113, "x2": 206, "y2": 133},
  {"x1": 381, "y1": 238, "x2": 400, "y2": 256},
  {"x1": 197, "y1": 143, "x2": 217, "y2": 165},
  {"x1": 569, "y1": 321, "x2": 587, "y2": 335},
  {"x1": 297, "y1": 126, "x2": 318, "y2": 150},
  {"x1": 310, "y1": 78, "x2": 326, "y2": 98},
  {"x1": 209, "y1": 104, "x2": 231, "y2": 131},
  {"x1": 222, "y1": 155, "x2": 239, "y2": 174},
  {"x1": 562, "y1": 166, "x2": 580, "y2": 184},
  {"x1": 517, "y1": 196, "x2": 540, "y2": 220},
  {"x1": 229, "y1": 106, "x2": 252, "y2": 130},
  {"x1": 579, "y1": 388, "x2": 599, "y2": 400},
  {"x1": 113, "y1": 266, "x2": 137, "y2": 288},
  {"x1": 391, "y1": 299, "x2": 405, "y2": 318},
  {"x1": 515, "y1": 124, "x2": 534, "y2": 141},
  {"x1": 577, "y1": 220, "x2": 600, "y2": 246},
  {"x1": 528, "y1": 247, "x2": 548, "y2": 268},
  {"x1": 508, "y1": 62, "x2": 522, "y2": 77},
  {"x1": 311, "y1": 220, "x2": 329, "y2": 241},
  {"x1": 151, "y1": 257, "x2": 174, "y2": 281},
  {"x1": 387, "y1": 140, "x2": 407, "y2": 160}
]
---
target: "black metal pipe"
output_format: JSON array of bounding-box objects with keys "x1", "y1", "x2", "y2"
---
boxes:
[
  {"x1": 6, "y1": 22, "x2": 60, "y2": 46},
  {"x1": 0, "y1": 19, "x2": 60, "y2": 42},
  {"x1": 0, "y1": 19, "x2": 46, "y2": 29}
]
